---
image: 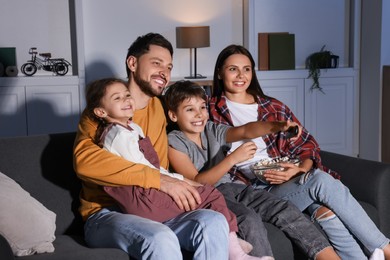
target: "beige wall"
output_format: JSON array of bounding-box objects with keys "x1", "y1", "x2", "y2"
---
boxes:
[
  {"x1": 80, "y1": 0, "x2": 243, "y2": 82},
  {"x1": 0, "y1": 0, "x2": 72, "y2": 75}
]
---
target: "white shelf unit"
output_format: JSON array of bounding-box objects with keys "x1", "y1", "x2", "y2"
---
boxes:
[
  {"x1": 243, "y1": 0, "x2": 361, "y2": 156},
  {"x1": 0, "y1": 0, "x2": 86, "y2": 138}
]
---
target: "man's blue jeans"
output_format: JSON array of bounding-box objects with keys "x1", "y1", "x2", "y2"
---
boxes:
[
  {"x1": 84, "y1": 207, "x2": 229, "y2": 260},
  {"x1": 266, "y1": 169, "x2": 389, "y2": 259}
]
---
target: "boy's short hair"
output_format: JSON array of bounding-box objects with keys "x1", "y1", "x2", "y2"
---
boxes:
[{"x1": 164, "y1": 80, "x2": 207, "y2": 112}]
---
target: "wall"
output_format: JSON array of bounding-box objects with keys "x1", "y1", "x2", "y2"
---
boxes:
[
  {"x1": 0, "y1": 0, "x2": 72, "y2": 76},
  {"x1": 244, "y1": 0, "x2": 349, "y2": 69},
  {"x1": 359, "y1": 0, "x2": 389, "y2": 161},
  {"x1": 381, "y1": 0, "x2": 390, "y2": 161},
  {"x1": 80, "y1": 0, "x2": 243, "y2": 83},
  {"x1": 382, "y1": 0, "x2": 390, "y2": 66}
]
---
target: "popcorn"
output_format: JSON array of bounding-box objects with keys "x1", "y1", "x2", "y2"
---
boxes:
[{"x1": 251, "y1": 157, "x2": 300, "y2": 184}]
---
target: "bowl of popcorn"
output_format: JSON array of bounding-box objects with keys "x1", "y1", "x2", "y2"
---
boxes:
[{"x1": 251, "y1": 156, "x2": 300, "y2": 184}]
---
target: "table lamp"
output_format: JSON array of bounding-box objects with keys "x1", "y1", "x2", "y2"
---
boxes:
[{"x1": 176, "y1": 26, "x2": 210, "y2": 79}]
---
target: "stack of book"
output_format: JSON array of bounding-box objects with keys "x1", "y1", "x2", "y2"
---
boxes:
[
  {"x1": 258, "y1": 32, "x2": 295, "y2": 71},
  {"x1": 0, "y1": 47, "x2": 17, "y2": 77}
]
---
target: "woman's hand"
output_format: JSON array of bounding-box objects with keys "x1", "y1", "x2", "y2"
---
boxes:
[
  {"x1": 263, "y1": 162, "x2": 305, "y2": 184},
  {"x1": 284, "y1": 121, "x2": 302, "y2": 141}
]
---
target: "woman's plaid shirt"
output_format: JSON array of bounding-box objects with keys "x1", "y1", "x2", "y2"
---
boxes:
[{"x1": 208, "y1": 94, "x2": 340, "y2": 181}]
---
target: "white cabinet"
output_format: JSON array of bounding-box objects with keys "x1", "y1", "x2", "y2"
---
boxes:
[
  {"x1": 304, "y1": 76, "x2": 355, "y2": 156},
  {"x1": 0, "y1": 87, "x2": 27, "y2": 137},
  {"x1": 25, "y1": 85, "x2": 80, "y2": 135},
  {"x1": 0, "y1": 76, "x2": 81, "y2": 137},
  {"x1": 254, "y1": 69, "x2": 358, "y2": 157},
  {"x1": 260, "y1": 78, "x2": 305, "y2": 124}
]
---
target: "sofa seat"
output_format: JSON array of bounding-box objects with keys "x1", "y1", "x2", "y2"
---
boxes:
[
  {"x1": 16, "y1": 236, "x2": 128, "y2": 260},
  {"x1": 0, "y1": 132, "x2": 389, "y2": 260}
]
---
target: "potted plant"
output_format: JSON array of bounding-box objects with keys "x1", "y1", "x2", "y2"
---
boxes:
[{"x1": 305, "y1": 45, "x2": 339, "y2": 93}]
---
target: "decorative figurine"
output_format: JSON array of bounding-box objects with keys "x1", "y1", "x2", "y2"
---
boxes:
[{"x1": 21, "y1": 47, "x2": 71, "y2": 76}]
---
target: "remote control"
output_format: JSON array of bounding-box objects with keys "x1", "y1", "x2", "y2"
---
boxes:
[{"x1": 285, "y1": 125, "x2": 299, "y2": 139}]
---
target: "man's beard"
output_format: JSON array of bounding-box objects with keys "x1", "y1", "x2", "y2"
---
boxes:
[{"x1": 133, "y1": 70, "x2": 162, "y2": 97}]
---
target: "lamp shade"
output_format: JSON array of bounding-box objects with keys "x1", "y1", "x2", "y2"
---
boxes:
[{"x1": 176, "y1": 26, "x2": 210, "y2": 49}]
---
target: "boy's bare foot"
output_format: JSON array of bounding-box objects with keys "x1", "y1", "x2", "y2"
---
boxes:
[{"x1": 237, "y1": 238, "x2": 253, "y2": 254}]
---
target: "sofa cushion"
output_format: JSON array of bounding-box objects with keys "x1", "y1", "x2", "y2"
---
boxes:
[
  {"x1": 0, "y1": 172, "x2": 56, "y2": 256},
  {"x1": 0, "y1": 133, "x2": 83, "y2": 236},
  {"x1": 18, "y1": 235, "x2": 129, "y2": 260}
]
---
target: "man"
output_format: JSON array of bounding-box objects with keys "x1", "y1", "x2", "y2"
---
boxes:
[{"x1": 73, "y1": 33, "x2": 229, "y2": 260}]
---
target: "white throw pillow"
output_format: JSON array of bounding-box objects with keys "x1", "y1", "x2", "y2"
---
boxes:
[{"x1": 0, "y1": 171, "x2": 56, "y2": 256}]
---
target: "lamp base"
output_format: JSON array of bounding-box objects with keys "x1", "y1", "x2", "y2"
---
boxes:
[{"x1": 184, "y1": 75, "x2": 207, "y2": 79}]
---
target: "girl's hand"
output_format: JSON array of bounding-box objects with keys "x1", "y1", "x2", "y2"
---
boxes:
[
  {"x1": 227, "y1": 141, "x2": 257, "y2": 165},
  {"x1": 263, "y1": 162, "x2": 305, "y2": 184}
]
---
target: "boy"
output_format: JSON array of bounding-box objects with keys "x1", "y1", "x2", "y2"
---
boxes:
[{"x1": 165, "y1": 80, "x2": 340, "y2": 260}]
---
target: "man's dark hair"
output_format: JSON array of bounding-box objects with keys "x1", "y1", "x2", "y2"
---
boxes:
[{"x1": 125, "y1": 33, "x2": 173, "y2": 79}]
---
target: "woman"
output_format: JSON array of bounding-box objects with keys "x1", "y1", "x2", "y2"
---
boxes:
[{"x1": 207, "y1": 44, "x2": 389, "y2": 260}]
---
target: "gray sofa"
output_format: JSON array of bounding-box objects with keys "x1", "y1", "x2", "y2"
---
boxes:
[
  {"x1": 0, "y1": 133, "x2": 128, "y2": 260},
  {"x1": 0, "y1": 132, "x2": 389, "y2": 260}
]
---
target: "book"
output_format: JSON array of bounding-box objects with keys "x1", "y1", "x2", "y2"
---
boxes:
[
  {"x1": 258, "y1": 32, "x2": 289, "y2": 71},
  {"x1": 0, "y1": 47, "x2": 16, "y2": 68},
  {"x1": 268, "y1": 34, "x2": 295, "y2": 70},
  {"x1": 258, "y1": 33, "x2": 270, "y2": 71}
]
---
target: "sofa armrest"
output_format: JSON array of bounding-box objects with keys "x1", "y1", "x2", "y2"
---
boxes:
[
  {"x1": 320, "y1": 151, "x2": 390, "y2": 237},
  {"x1": 0, "y1": 234, "x2": 14, "y2": 260}
]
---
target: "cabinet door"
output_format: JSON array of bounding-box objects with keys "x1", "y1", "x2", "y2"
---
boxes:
[
  {"x1": 304, "y1": 77, "x2": 354, "y2": 156},
  {"x1": 0, "y1": 87, "x2": 27, "y2": 137},
  {"x1": 26, "y1": 85, "x2": 80, "y2": 135},
  {"x1": 259, "y1": 78, "x2": 305, "y2": 124}
]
